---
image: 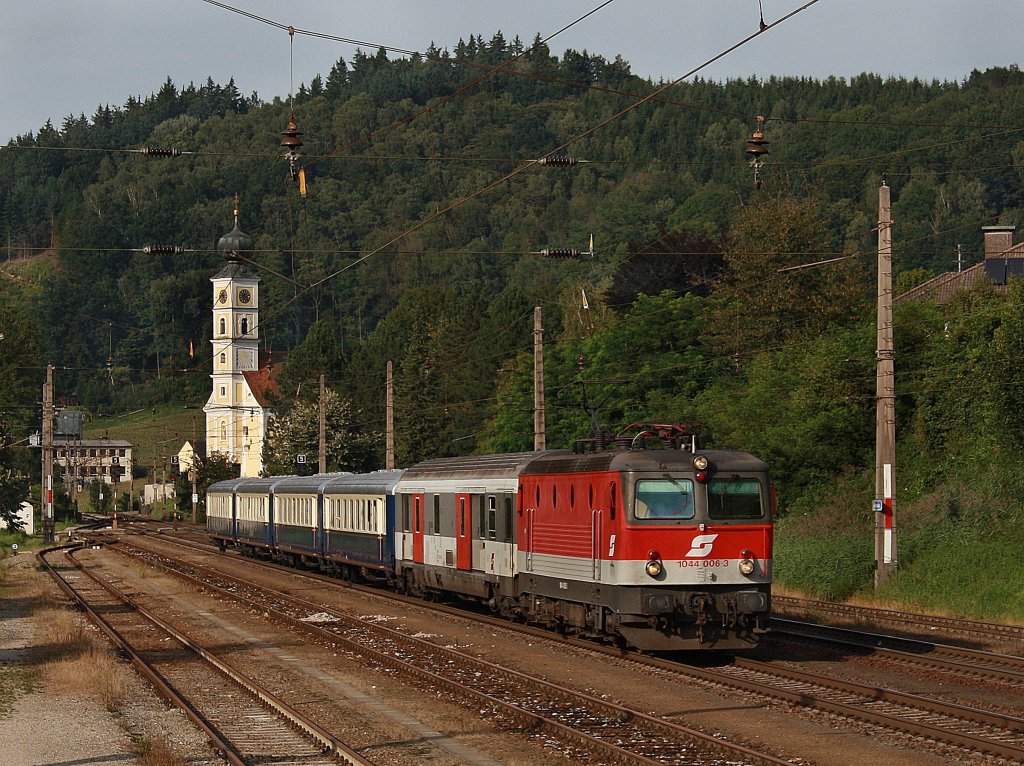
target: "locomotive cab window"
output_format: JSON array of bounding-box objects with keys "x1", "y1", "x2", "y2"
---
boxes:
[
  {"x1": 708, "y1": 477, "x2": 763, "y2": 519},
  {"x1": 634, "y1": 479, "x2": 695, "y2": 520}
]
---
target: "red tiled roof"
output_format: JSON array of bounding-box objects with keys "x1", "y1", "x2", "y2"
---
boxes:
[
  {"x1": 894, "y1": 263, "x2": 1006, "y2": 305},
  {"x1": 243, "y1": 355, "x2": 283, "y2": 408}
]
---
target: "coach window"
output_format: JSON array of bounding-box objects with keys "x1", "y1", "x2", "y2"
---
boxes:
[
  {"x1": 477, "y1": 495, "x2": 486, "y2": 538},
  {"x1": 433, "y1": 495, "x2": 441, "y2": 535},
  {"x1": 401, "y1": 495, "x2": 410, "y2": 532},
  {"x1": 413, "y1": 497, "x2": 421, "y2": 533},
  {"x1": 459, "y1": 498, "x2": 466, "y2": 537},
  {"x1": 487, "y1": 496, "x2": 497, "y2": 541},
  {"x1": 503, "y1": 494, "x2": 513, "y2": 541}
]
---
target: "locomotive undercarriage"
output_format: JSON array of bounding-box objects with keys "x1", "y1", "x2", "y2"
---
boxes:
[
  {"x1": 399, "y1": 563, "x2": 769, "y2": 650},
  {"x1": 519, "y1": 574, "x2": 770, "y2": 651}
]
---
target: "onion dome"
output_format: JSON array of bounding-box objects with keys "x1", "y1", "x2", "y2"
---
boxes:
[{"x1": 216, "y1": 194, "x2": 253, "y2": 263}]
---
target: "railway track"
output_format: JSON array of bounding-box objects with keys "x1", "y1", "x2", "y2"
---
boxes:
[
  {"x1": 771, "y1": 617, "x2": 1024, "y2": 687},
  {"x1": 124, "y1": 529, "x2": 1024, "y2": 763},
  {"x1": 773, "y1": 594, "x2": 1024, "y2": 647},
  {"x1": 38, "y1": 544, "x2": 373, "y2": 766},
  {"x1": 106, "y1": 537, "x2": 795, "y2": 766}
]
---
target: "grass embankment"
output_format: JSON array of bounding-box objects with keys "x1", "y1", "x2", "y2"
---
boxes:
[
  {"x1": 83, "y1": 404, "x2": 202, "y2": 473},
  {"x1": 775, "y1": 465, "x2": 1024, "y2": 623}
]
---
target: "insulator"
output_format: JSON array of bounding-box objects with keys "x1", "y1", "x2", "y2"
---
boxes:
[
  {"x1": 539, "y1": 155, "x2": 579, "y2": 166},
  {"x1": 745, "y1": 115, "x2": 769, "y2": 162},
  {"x1": 140, "y1": 147, "x2": 182, "y2": 157},
  {"x1": 540, "y1": 248, "x2": 580, "y2": 258},
  {"x1": 745, "y1": 134, "x2": 769, "y2": 160},
  {"x1": 280, "y1": 113, "x2": 304, "y2": 150},
  {"x1": 142, "y1": 245, "x2": 184, "y2": 255}
]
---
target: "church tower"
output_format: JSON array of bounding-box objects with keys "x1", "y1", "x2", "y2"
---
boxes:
[{"x1": 203, "y1": 197, "x2": 271, "y2": 477}]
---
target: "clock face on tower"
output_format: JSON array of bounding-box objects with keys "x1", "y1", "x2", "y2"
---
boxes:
[
  {"x1": 237, "y1": 288, "x2": 252, "y2": 305},
  {"x1": 217, "y1": 289, "x2": 228, "y2": 305}
]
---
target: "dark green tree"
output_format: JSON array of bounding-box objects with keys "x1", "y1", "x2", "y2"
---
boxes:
[
  {"x1": 0, "y1": 416, "x2": 29, "y2": 530},
  {"x1": 394, "y1": 321, "x2": 447, "y2": 464},
  {"x1": 709, "y1": 194, "x2": 868, "y2": 361},
  {"x1": 263, "y1": 389, "x2": 378, "y2": 475}
]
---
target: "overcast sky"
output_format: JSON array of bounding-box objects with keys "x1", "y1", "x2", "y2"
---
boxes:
[{"x1": 1, "y1": 1, "x2": 1021, "y2": 145}]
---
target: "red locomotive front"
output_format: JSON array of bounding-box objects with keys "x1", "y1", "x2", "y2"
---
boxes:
[{"x1": 517, "y1": 439, "x2": 772, "y2": 650}]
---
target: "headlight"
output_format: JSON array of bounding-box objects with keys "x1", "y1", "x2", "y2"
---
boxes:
[
  {"x1": 645, "y1": 559, "x2": 664, "y2": 577},
  {"x1": 739, "y1": 559, "x2": 756, "y2": 575},
  {"x1": 693, "y1": 455, "x2": 709, "y2": 471}
]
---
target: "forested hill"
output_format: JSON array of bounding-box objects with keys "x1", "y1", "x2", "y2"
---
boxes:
[{"x1": 2, "y1": 41, "x2": 1024, "y2": 465}]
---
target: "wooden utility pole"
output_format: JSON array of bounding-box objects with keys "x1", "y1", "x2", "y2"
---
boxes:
[
  {"x1": 875, "y1": 182, "x2": 897, "y2": 587},
  {"x1": 318, "y1": 373, "x2": 327, "y2": 474},
  {"x1": 41, "y1": 364, "x2": 55, "y2": 542},
  {"x1": 385, "y1": 361, "x2": 394, "y2": 469},
  {"x1": 533, "y1": 307, "x2": 546, "y2": 451}
]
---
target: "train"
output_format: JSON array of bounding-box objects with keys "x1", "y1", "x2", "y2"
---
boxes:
[{"x1": 207, "y1": 424, "x2": 773, "y2": 650}]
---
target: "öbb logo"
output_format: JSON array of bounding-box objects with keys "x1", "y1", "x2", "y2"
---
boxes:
[{"x1": 686, "y1": 533, "x2": 719, "y2": 558}]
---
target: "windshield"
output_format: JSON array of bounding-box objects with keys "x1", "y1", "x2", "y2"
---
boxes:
[
  {"x1": 634, "y1": 479, "x2": 695, "y2": 520},
  {"x1": 708, "y1": 477, "x2": 763, "y2": 519}
]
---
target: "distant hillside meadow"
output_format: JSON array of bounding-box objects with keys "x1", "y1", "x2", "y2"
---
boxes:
[{"x1": 3, "y1": 41, "x2": 1024, "y2": 616}]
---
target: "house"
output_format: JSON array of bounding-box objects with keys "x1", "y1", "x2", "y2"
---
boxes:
[
  {"x1": 176, "y1": 439, "x2": 206, "y2": 474},
  {"x1": 895, "y1": 225, "x2": 1022, "y2": 305},
  {"x1": 54, "y1": 436, "x2": 134, "y2": 487}
]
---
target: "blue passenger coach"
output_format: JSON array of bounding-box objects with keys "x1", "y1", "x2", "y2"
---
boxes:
[
  {"x1": 271, "y1": 475, "x2": 330, "y2": 558},
  {"x1": 322, "y1": 470, "x2": 403, "y2": 576},
  {"x1": 207, "y1": 471, "x2": 403, "y2": 579}
]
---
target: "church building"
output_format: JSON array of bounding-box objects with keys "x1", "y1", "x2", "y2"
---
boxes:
[{"x1": 203, "y1": 200, "x2": 278, "y2": 477}]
